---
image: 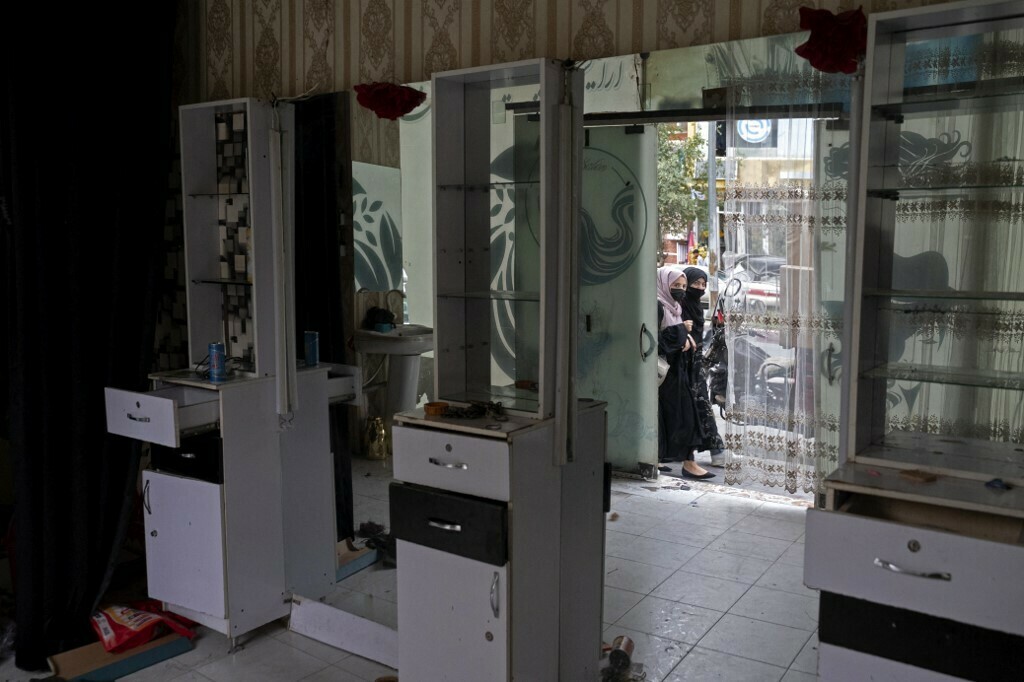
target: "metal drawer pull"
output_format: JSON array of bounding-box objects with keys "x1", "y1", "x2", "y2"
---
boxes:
[
  {"x1": 427, "y1": 519, "x2": 462, "y2": 533},
  {"x1": 490, "y1": 572, "x2": 500, "y2": 617},
  {"x1": 127, "y1": 413, "x2": 151, "y2": 423},
  {"x1": 428, "y1": 457, "x2": 468, "y2": 470},
  {"x1": 874, "y1": 557, "x2": 951, "y2": 581}
]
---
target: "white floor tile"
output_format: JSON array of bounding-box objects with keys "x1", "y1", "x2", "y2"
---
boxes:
[
  {"x1": 604, "y1": 555, "x2": 676, "y2": 593},
  {"x1": 603, "y1": 585, "x2": 646, "y2": 623},
  {"x1": 756, "y1": 561, "x2": 818, "y2": 599},
  {"x1": 605, "y1": 509, "x2": 663, "y2": 536},
  {"x1": 776, "y1": 541, "x2": 807, "y2": 567},
  {"x1": 615, "y1": 535, "x2": 702, "y2": 570},
  {"x1": 274, "y1": 630, "x2": 350, "y2": 665},
  {"x1": 664, "y1": 646, "x2": 786, "y2": 681},
  {"x1": 601, "y1": 625, "x2": 691, "y2": 681},
  {"x1": 690, "y1": 493, "x2": 764, "y2": 514},
  {"x1": 727, "y1": 586, "x2": 819, "y2": 632},
  {"x1": 680, "y1": 548, "x2": 773, "y2": 585},
  {"x1": 297, "y1": 665, "x2": 367, "y2": 681},
  {"x1": 332, "y1": 653, "x2": 398, "y2": 680},
  {"x1": 612, "y1": 493, "x2": 691, "y2": 519},
  {"x1": 336, "y1": 564, "x2": 397, "y2": 602},
  {"x1": 790, "y1": 631, "x2": 819, "y2": 674},
  {"x1": 604, "y1": 528, "x2": 639, "y2": 558},
  {"x1": 652, "y1": 570, "x2": 752, "y2": 613},
  {"x1": 782, "y1": 669, "x2": 818, "y2": 681},
  {"x1": 614, "y1": 595, "x2": 724, "y2": 644},
  {"x1": 643, "y1": 518, "x2": 728, "y2": 549},
  {"x1": 730, "y1": 514, "x2": 806, "y2": 542},
  {"x1": 167, "y1": 672, "x2": 217, "y2": 682},
  {"x1": 706, "y1": 530, "x2": 792, "y2": 562},
  {"x1": 697, "y1": 614, "x2": 813, "y2": 669},
  {"x1": 753, "y1": 501, "x2": 810, "y2": 523},
  {"x1": 671, "y1": 502, "x2": 751, "y2": 531},
  {"x1": 196, "y1": 635, "x2": 332, "y2": 682}
]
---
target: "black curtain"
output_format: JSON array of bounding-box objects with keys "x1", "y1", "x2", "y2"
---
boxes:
[
  {"x1": 293, "y1": 94, "x2": 354, "y2": 541},
  {"x1": 1, "y1": 3, "x2": 178, "y2": 671}
]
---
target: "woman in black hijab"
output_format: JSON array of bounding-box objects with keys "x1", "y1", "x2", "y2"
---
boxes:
[{"x1": 682, "y1": 267, "x2": 727, "y2": 467}]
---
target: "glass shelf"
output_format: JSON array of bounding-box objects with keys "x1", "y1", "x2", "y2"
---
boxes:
[
  {"x1": 863, "y1": 362, "x2": 1024, "y2": 391},
  {"x1": 857, "y1": 432, "x2": 1024, "y2": 484},
  {"x1": 864, "y1": 289, "x2": 1024, "y2": 302},
  {"x1": 872, "y1": 88, "x2": 1024, "y2": 120},
  {"x1": 438, "y1": 290, "x2": 540, "y2": 302},
  {"x1": 192, "y1": 278, "x2": 253, "y2": 286},
  {"x1": 437, "y1": 181, "x2": 540, "y2": 191},
  {"x1": 436, "y1": 387, "x2": 540, "y2": 414},
  {"x1": 868, "y1": 183, "x2": 1024, "y2": 198}
]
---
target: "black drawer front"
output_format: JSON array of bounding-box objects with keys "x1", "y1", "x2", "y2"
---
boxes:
[
  {"x1": 390, "y1": 482, "x2": 508, "y2": 566},
  {"x1": 151, "y1": 432, "x2": 223, "y2": 484}
]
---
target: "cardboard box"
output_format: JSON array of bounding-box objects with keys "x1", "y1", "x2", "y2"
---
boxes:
[{"x1": 47, "y1": 632, "x2": 192, "y2": 681}]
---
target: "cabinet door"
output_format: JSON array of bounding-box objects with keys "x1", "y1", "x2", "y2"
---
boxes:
[
  {"x1": 397, "y1": 540, "x2": 507, "y2": 681},
  {"x1": 143, "y1": 470, "x2": 227, "y2": 618}
]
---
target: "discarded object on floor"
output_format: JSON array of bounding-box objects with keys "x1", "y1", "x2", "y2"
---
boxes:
[
  {"x1": 48, "y1": 633, "x2": 192, "y2": 681},
  {"x1": 899, "y1": 469, "x2": 937, "y2": 484},
  {"x1": 609, "y1": 634, "x2": 635, "y2": 670},
  {"x1": 337, "y1": 538, "x2": 379, "y2": 582},
  {"x1": 90, "y1": 602, "x2": 196, "y2": 653},
  {"x1": 364, "y1": 416, "x2": 389, "y2": 460}
]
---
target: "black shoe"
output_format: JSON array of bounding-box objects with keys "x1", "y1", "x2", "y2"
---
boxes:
[
  {"x1": 658, "y1": 465, "x2": 672, "y2": 473},
  {"x1": 682, "y1": 470, "x2": 716, "y2": 480}
]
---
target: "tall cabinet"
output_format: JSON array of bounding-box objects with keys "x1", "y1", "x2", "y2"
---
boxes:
[
  {"x1": 805, "y1": 2, "x2": 1024, "y2": 679},
  {"x1": 105, "y1": 98, "x2": 346, "y2": 642},
  {"x1": 389, "y1": 59, "x2": 607, "y2": 680}
]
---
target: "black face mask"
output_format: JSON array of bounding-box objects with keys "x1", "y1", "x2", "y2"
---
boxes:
[
  {"x1": 670, "y1": 289, "x2": 687, "y2": 303},
  {"x1": 685, "y1": 287, "x2": 705, "y2": 300}
]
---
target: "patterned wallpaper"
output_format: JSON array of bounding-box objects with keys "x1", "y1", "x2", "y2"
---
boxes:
[{"x1": 182, "y1": 0, "x2": 948, "y2": 163}]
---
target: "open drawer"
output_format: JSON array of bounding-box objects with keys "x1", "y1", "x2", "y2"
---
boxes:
[{"x1": 105, "y1": 386, "x2": 219, "y2": 448}]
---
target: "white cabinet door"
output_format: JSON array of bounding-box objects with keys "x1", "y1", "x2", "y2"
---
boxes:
[
  {"x1": 397, "y1": 540, "x2": 508, "y2": 681},
  {"x1": 143, "y1": 470, "x2": 227, "y2": 618}
]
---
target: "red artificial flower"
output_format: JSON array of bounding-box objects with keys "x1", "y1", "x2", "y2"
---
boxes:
[
  {"x1": 794, "y1": 6, "x2": 867, "y2": 74},
  {"x1": 353, "y1": 82, "x2": 427, "y2": 120}
]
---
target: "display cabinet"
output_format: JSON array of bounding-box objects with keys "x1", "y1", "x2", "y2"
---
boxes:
[
  {"x1": 805, "y1": 2, "x2": 1024, "y2": 679},
  {"x1": 390, "y1": 401, "x2": 607, "y2": 681},
  {"x1": 105, "y1": 97, "x2": 351, "y2": 643},
  {"x1": 432, "y1": 59, "x2": 578, "y2": 419},
  {"x1": 179, "y1": 98, "x2": 293, "y2": 376}
]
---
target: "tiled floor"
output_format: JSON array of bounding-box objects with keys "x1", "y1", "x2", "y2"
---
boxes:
[{"x1": 0, "y1": 462, "x2": 819, "y2": 682}]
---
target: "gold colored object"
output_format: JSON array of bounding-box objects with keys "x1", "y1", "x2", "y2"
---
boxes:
[
  {"x1": 364, "y1": 416, "x2": 389, "y2": 460},
  {"x1": 424, "y1": 401, "x2": 448, "y2": 416}
]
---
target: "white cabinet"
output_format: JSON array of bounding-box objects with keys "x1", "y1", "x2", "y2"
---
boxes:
[
  {"x1": 391, "y1": 402, "x2": 607, "y2": 681},
  {"x1": 143, "y1": 471, "x2": 227, "y2": 618},
  {"x1": 104, "y1": 96, "x2": 342, "y2": 640},
  {"x1": 396, "y1": 542, "x2": 508, "y2": 681},
  {"x1": 807, "y1": 2, "x2": 1024, "y2": 678}
]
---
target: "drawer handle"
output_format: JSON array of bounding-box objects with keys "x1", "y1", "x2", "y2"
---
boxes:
[
  {"x1": 490, "y1": 572, "x2": 500, "y2": 618},
  {"x1": 127, "y1": 413, "x2": 151, "y2": 423},
  {"x1": 428, "y1": 457, "x2": 468, "y2": 470},
  {"x1": 873, "y1": 557, "x2": 951, "y2": 581},
  {"x1": 427, "y1": 519, "x2": 462, "y2": 533}
]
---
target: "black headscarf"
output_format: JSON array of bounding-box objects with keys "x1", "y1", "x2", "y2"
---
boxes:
[{"x1": 682, "y1": 267, "x2": 708, "y2": 341}]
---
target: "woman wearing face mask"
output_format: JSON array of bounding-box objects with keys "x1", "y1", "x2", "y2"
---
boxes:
[
  {"x1": 656, "y1": 266, "x2": 714, "y2": 479},
  {"x1": 681, "y1": 266, "x2": 727, "y2": 467}
]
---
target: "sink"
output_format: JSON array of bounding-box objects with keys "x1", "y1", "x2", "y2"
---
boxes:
[
  {"x1": 353, "y1": 324, "x2": 433, "y2": 356},
  {"x1": 354, "y1": 324, "x2": 433, "y2": 425}
]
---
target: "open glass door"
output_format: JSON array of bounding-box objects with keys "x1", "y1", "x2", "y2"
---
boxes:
[{"x1": 577, "y1": 125, "x2": 658, "y2": 472}]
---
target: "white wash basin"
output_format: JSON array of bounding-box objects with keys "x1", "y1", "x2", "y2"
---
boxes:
[{"x1": 354, "y1": 324, "x2": 433, "y2": 356}]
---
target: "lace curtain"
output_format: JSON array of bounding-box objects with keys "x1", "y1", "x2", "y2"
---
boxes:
[{"x1": 709, "y1": 40, "x2": 853, "y2": 494}]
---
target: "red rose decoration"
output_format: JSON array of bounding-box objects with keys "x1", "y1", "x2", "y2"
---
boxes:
[
  {"x1": 353, "y1": 82, "x2": 427, "y2": 120},
  {"x1": 794, "y1": 6, "x2": 867, "y2": 74}
]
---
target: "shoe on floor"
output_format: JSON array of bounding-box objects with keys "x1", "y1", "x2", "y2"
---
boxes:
[
  {"x1": 658, "y1": 465, "x2": 672, "y2": 473},
  {"x1": 682, "y1": 469, "x2": 716, "y2": 480}
]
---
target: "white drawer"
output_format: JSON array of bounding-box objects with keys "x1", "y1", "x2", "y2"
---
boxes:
[
  {"x1": 805, "y1": 507, "x2": 1024, "y2": 636},
  {"x1": 392, "y1": 425, "x2": 510, "y2": 501},
  {"x1": 105, "y1": 386, "x2": 219, "y2": 448}
]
